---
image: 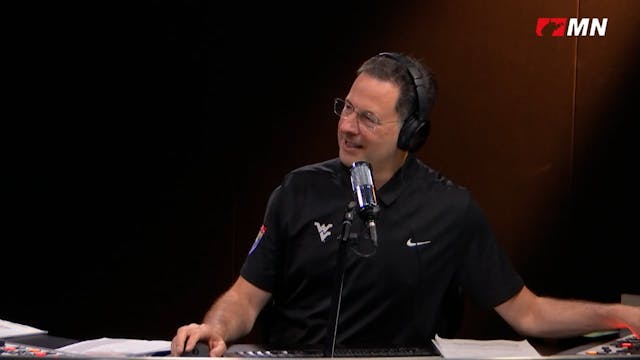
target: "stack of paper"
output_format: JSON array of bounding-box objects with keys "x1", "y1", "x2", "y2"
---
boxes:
[
  {"x1": 58, "y1": 337, "x2": 172, "y2": 357},
  {"x1": 0, "y1": 319, "x2": 47, "y2": 338},
  {"x1": 432, "y1": 334, "x2": 542, "y2": 358}
]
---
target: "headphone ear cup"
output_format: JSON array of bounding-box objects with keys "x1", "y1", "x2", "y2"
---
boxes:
[
  {"x1": 409, "y1": 120, "x2": 430, "y2": 151},
  {"x1": 398, "y1": 116, "x2": 429, "y2": 151}
]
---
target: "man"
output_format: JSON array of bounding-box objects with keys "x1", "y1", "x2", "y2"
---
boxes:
[{"x1": 171, "y1": 52, "x2": 639, "y2": 357}]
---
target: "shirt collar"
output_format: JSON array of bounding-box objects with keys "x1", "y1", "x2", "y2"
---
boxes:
[
  {"x1": 335, "y1": 154, "x2": 417, "y2": 207},
  {"x1": 377, "y1": 153, "x2": 417, "y2": 207}
]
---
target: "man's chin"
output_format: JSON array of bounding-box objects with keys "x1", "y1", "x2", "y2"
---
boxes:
[
  {"x1": 338, "y1": 150, "x2": 355, "y2": 167},
  {"x1": 339, "y1": 150, "x2": 365, "y2": 167}
]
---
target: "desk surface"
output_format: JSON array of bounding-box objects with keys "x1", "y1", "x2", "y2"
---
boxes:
[{"x1": 3, "y1": 334, "x2": 639, "y2": 360}]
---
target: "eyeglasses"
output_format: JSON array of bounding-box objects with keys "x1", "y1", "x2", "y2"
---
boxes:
[{"x1": 333, "y1": 98, "x2": 384, "y2": 131}]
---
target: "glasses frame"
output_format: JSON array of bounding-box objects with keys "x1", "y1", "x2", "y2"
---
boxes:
[{"x1": 333, "y1": 98, "x2": 385, "y2": 131}]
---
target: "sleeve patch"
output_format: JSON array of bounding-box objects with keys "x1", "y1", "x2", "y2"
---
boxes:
[{"x1": 249, "y1": 224, "x2": 267, "y2": 255}]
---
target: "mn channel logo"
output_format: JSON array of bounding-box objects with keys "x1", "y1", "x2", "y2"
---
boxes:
[{"x1": 536, "y1": 18, "x2": 608, "y2": 37}]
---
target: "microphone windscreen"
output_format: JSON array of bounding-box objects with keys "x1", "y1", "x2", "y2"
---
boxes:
[{"x1": 350, "y1": 161, "x2": 377, "y2": 214}]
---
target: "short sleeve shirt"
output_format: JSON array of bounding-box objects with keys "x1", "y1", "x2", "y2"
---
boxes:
[{"x1": 240, "y1": 154, "x2": 523, "y2": 347}]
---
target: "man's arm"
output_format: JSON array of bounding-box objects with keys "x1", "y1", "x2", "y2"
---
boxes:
[
  {"x1": 171, "y1": 275, "x2": 272, "y2": 357},
  {"x1": 496, "y1": 286, "x2": 640, "y2": 338}
]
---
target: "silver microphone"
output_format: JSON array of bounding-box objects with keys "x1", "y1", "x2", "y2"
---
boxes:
[{"x1": 350, "y1": 161, "x2": 380, "y2": 246}]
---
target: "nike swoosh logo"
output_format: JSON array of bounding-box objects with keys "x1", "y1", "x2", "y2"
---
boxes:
[{"x1": 406, "y1": 238, "x2": 432, "y2": 247}]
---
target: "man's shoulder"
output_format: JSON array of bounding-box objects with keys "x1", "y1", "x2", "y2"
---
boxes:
[
  {"x1": 287, "y1": 158, "x2": 344, "y2": 179},
  {"x1": 270, "y1": 158, "x2": 345, "y2": 193},
  {"x1": 410, "y1": 156, "x2": 468, "y2": 193},
  {"x1": 408, "y1": 158, "x2": 485, "y2": 221}
]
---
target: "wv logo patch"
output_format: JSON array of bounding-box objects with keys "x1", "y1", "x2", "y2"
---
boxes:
[{"x1": 313, "y1": 222, "x2": 333, "y2": 242}]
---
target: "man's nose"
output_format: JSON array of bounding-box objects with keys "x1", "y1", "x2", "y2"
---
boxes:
[{"x1": 339, "y1": 112, "x2": 360, "y2": 132}]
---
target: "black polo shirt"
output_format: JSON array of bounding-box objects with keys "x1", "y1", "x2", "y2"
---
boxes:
[{"x1": 240, "y1": 154, "x2": 523, "y2": 348}]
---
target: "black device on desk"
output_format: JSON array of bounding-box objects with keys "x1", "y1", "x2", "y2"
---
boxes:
[
  {"x1": 223, "y1": 343, "x2": 438, "y2": 358},
  {"x1": 0, "y1": 339, "x2": 79, "y2": 358},
  {"x1": 181, "y1": 342, "x2": 210, "y2": 357},
  {"x1": 0, "y1": 334, "x2": 79, "y2": 358},
  {"x1": 577, "y1": 333, "x2": 640, "y2": 356},
  {"x1": 547, "y1": 329, "x2": 639, "y2": 357}
]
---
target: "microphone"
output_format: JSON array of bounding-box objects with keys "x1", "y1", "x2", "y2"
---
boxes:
[{"x1": 350, "y1": 161, "x2": 380, "y2": 247}]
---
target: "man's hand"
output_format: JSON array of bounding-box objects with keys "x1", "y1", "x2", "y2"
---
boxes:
[{"x1": 171, "y1": 323, "x2": 227, "y2": 357}]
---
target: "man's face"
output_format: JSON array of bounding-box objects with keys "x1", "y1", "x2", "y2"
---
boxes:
[{"x1": 337, "y1": 73, "x2": 404, "y2": 176}]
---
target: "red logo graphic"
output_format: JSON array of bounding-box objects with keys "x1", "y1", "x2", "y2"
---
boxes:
[{"x1": 536, "y1": 18, "x2": 567, "y2": 37}]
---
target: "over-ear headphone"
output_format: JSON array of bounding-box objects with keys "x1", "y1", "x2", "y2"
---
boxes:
[{"x1": 378, "y1": 52, "x2": 430, "y2": 152}]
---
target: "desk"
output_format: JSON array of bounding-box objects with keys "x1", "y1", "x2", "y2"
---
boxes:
[
  {"x1": 3, "y1": 334, "x2": 639, "y2": 359},
  {"x1": 1, "y1": 334, "x2": 78, "y2": 349}
]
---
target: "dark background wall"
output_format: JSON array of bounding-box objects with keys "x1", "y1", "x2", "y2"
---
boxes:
[{"x1": 4, "y1": 0, "x2": 639, "y2": 344}]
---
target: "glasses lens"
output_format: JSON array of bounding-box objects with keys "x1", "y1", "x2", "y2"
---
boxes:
[{"x1": 334, "y1": 98, "x2": 345, "y2": 117}]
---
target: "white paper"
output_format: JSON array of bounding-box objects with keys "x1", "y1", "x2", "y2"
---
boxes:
[
  {"x1": 432, "y1": 334, "x2": 542, "y2": 358},
  {"x1": 57, "y1": 337, "x2": 171, "y2": 357},
  {"x1": 0, "y1": 319, "x2": 47, "y2": 338}
]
